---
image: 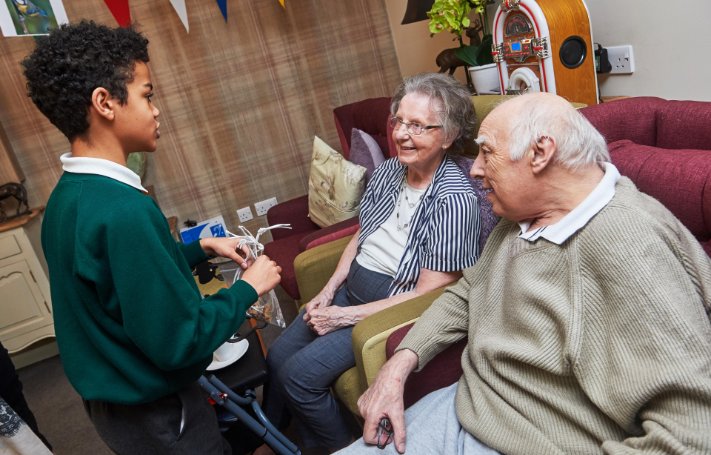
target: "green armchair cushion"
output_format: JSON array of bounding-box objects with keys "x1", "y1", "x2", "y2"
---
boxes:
[{"x1": 294, "y1": 235, "x2": 446, "y2": 416}]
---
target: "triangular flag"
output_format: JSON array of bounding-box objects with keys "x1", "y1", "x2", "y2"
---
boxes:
[
  {"x1": 278, "y1": 0, "x2": 285, "y2": 7},
  {"x1": 103, "y1": 0, "x2": 131, "y2": 28},
  {"x1": 215, "y1": 0, "x2": 227, "y2": 21},
  {"x1": 169, "y1": 0, "x2": 189, "y2": 32}
]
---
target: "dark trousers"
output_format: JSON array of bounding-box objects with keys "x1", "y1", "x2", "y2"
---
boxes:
[
  {"x1": 84, "y1": 382, "x2": 231, "y2": 455},
  {"x1": 263, "y1": 260, "x2": 393, "y2": 450},
  {"x1": 0, "y1": 341, "x2": 52, "y2": 450}
]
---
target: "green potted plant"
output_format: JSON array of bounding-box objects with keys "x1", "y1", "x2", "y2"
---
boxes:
[
  {"x1": 428, "y1": 0, "x2": 499, "y2": 93},
  {"x1": 429, "y1": 0, "x2": 493, "y2": 67}
]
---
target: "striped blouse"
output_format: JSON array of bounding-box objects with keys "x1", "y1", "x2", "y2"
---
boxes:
[{"x1": 358, "y1": 156, "x2": 481, "y2": 296}]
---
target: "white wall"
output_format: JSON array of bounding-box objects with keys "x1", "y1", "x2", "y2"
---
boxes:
[
  {"x1": 386, "y1": 0, "x2": 711, "y2": 101},
  {"x1": 587, "y1": 0, "x2": 711, "y2": 101}
]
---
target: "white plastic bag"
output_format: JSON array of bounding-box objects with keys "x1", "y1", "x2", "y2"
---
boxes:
[{"x1": 226, "y1": 224, "x2": 291, "y2": 328}]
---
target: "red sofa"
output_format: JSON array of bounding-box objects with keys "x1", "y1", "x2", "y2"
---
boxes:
[{"x1": 387, "y1": 96, "x2": 711, "y2": 408}]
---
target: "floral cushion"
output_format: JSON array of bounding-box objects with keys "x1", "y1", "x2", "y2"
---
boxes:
[{"x1": 308, "y1": 136, "x2": 367, "y2": 228}]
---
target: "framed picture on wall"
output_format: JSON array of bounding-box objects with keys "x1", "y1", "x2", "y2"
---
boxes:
[{"x1": 0, "y1": 0, "x2": 68, "y2": 37}]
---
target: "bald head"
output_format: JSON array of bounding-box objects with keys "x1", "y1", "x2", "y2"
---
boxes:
[{"x1": 477, "y1": 92, "x2": 609, "y2": 170}]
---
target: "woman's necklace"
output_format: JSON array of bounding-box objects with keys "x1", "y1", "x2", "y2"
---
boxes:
[{"x1": 396, "y1": 175, "x2": 428, "y2": 231}]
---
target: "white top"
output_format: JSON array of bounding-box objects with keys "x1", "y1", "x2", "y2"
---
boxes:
[
  {"x1": 518, "y1": 162, "x2": 621, "y2": 244},
  {"x1": 357, "y1": 183, "x2": 427, "y2": 276},
  {"x1": 60, "y1": 152, "x2": 147, "y2": 192}
]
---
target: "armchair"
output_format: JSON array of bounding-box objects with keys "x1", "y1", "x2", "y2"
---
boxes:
[
  {"x1": 294, "y1": 238, "x2": 447, "y2": 414},
  {"x1": 304, "y1": 96, "x2": 711, "y2": 416}
]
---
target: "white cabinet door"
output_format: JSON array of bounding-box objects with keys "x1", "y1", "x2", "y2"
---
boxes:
[
  {"x1": 0, "y1": 260, "x2": 53, "y2": 349},
  {"x1": 0, "y1": 223, "x2": 54, "y2": 353}
]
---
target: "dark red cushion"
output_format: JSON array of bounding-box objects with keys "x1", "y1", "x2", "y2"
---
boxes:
[
  {"x1": 580, "y1": 97, "x2": 663, "y2": 146},
  {"x1": 386, "y1": 323, "x2": 465, "y2": 409},
  {"x1": 655, "y1": 100, "x2": 711, "y2": 150},
  {"x1": 263, "y1": 233, "x2": 305, "y2": 299},
  {"x1": 299, "y1": 217, "x2": 360, "y2": 251},
  {"x1": 703, "y1": 241, "x2": 711, "y2": 257},
  {"x1": 609, "y1": 140, "x2": 711, "y2": 244},
  {"x1": 333, "y1": 97, "x2": 392, "y2": 160},
  {"x1": 266, "y1": 195, "x2": 320, "y2": 240}
]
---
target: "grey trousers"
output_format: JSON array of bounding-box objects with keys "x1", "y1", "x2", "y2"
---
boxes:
[
  {"x1": 84, "y1": 382, "x2": 230, "y2": 455},
  {"x1": 263, "y1": 260, "x2": 393, "y2": 450},
  {"x1": 336, "y1": 383, "x2": 500, "y2": 455}
]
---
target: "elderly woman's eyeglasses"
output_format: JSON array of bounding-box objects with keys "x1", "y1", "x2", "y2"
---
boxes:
[{"x1": 389, "y1": 116, "x2": 442, "y2": 136}]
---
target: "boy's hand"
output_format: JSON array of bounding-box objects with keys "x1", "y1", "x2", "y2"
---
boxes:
[
  {"x1": 199, "y1": 237, "x2": 252, "y2": 269},
  {"x1": 240, "y1": 255, "x2": 281, "y2": 296}
]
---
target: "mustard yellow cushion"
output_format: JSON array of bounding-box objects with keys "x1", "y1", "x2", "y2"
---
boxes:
[{"x1": 308, "y1": 136, "x2": 366, "y2": 228}]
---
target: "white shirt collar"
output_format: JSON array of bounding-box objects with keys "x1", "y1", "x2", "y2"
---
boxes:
[
  {"x1": 60, "y1": 152, "x2": 147, "y2": 192},
  {"x1": 518, "y1": 162, "x2": 621, "y2": 244}
]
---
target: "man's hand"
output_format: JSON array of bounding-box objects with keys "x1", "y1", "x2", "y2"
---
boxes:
[
  {"x1": 240, "y1": 255, "x2": 281, "y2": 296},
  {"x1": 358, "y1": 349, "x2": 419, "y2": 454},
  {"x1": 199, "y1": 237, "x2": 253, "y2": 269}
]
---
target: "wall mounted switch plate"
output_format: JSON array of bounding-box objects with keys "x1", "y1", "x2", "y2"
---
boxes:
[
  {"x1": 607, "y1": 45, "x2": 635, "y2": 74},
  {"x1": 236, "y1": 207, "x2": 253, "y2": 223},
  {"x1": 254, "y1": 197, "x2": 278, "y2": 216}
]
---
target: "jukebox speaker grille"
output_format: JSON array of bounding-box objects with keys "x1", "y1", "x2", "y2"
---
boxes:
[{"x1": 559, "y1": 36, "x2": 587, "y2": 69}]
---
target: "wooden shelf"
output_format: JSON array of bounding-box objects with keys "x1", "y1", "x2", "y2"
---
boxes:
[{"x1": 0, "y1": 207, "x2": 44, "y2": 233}]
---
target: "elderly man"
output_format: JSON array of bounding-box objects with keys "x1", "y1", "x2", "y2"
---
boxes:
[{"x1": 338, "y1": 93, "x2": 711, "y2": 454}]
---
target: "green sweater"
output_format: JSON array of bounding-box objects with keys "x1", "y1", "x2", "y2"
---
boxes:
[
  {"x1": 400, "y1": 178, "x2": 711, "y2": 454},
  {"x1": 42, "y1": 172, "x2": 257, "y2": 404}
]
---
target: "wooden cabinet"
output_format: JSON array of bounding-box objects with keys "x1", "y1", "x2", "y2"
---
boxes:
[{"x1": 0, "y1": 209, "x2": 53, "y2": 353}]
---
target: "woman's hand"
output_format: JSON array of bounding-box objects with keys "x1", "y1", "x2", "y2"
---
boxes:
[
  {"x1": 199, "y1": 237, "x2": 253, "y2": 269},
  {"x1": 240, "y1": 255, "x2": 281, "y2": 296},
  {"x1": 303, "y1": 287, "x2": 336, "y2": 319},
  {"x1": 306, "y1": 305, "x2": 357, "y2": 335}
]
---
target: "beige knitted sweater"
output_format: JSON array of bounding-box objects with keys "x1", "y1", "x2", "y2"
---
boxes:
[{"x1": 400, "y1": 178, "x2": 711, "y2": 454}]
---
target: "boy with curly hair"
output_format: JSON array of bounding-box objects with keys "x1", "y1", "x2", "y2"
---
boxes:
[{"x1": 22, "y1": 20, "x2": 281, "y2": 454}]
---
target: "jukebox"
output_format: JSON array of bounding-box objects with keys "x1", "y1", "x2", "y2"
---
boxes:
[{"x1": 492, "y1": 0, "x2": 598, "y2": 105}]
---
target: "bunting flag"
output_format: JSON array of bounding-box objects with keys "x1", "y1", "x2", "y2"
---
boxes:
[
  {"x1": 278, "y1": 0, "x2": 285, "y2": 7},
  {"x1": 169, "y1": 0, "x2": 189, "y2": 32},
  {"x1": 215, "y1": 0, "x2": 228, "y2": 21},
  {"x1": 103, "y1": 0, "x2": 131, "y2": 27}
]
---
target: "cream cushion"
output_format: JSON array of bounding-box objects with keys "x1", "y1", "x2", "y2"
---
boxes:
[{"x1": 308, "y1": 136, "x2": 367, "y2": 228}]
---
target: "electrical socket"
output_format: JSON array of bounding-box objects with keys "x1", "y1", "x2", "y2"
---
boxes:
[
  {"x1": 254, "y1": 197, "x2": 278, "y2": 216},
  {"x1": 607, "y1": 45, "x2": 635, "y2": 74},
  {"x1": 236, "y1": 207, "x2": 253, "y2": 223}
]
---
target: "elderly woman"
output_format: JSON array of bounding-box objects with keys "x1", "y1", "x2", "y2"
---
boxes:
[{"x1": 255, "y1": 72, "x2": 482, "y2": 454}]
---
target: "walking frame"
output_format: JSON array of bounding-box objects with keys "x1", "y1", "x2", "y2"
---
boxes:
[{"x1": 199, "y1": 374, "x2": 301, "y2": 455}]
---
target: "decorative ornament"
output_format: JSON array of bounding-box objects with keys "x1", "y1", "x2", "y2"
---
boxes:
[
  {"x1": 215, "y1": 0, "x2": 227, "y2": 21},
  {"x1": 103, "y1": 0, "x2": 131, "y2": 28},
  {"x1": 502, "y1": 0, "x2": 521, "y2": 12},
  {"x1": 278, "y1": 0, "x2": 285, "y2": 8},
  {"x1": 169, "y1": 0, "x2": 189, "y2": 32}
]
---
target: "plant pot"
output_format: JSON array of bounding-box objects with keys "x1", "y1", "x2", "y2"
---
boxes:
[{"x1": 468, "y1": 63, "x2": 500, "y2": 95}]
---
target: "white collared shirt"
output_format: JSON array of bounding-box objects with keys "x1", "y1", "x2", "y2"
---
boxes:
[
  {"x1": 60, "y1": 152, "x2": 147, "y2": 192},
  {"x1": 518, "y1": 162, "x2": 621, "y2": 244}
]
